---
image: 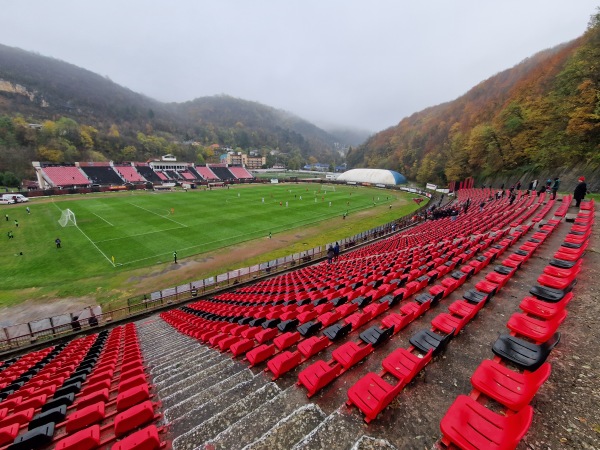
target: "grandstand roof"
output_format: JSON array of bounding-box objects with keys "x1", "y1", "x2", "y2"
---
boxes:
[{"x1": 337, "y1": 168, "x2": 407, "y2": 185}]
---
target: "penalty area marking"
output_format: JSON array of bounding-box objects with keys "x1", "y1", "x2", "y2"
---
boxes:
[
  {"x1": 127, "y1": 202, "x2": 188, "y2": 227},
  {"x1": 74, "y1": 226, "x2": 115, "y2": 267},
  {"x1": 94, "y1": 226, "x2": 185, "y2": 244},
  {"x1": 91, "y1": 211, "x2": 114, "y2": 226},
  {"x1": 52, "y1": 203, "x2": 115, "y2": 267}
]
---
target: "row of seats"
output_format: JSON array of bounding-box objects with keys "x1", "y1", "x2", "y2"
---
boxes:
[
  {"x1": 0, "y1": 324, "x2": 167, "y2": 450},
  {"x1": 162, "y1": 225, "x2": 507, "y2": 373},
  {"x1": 344, "y1": 196, "x2": 558, "y2": 423},
  {"x1": 438, "y1": 199, "x2": 594, "y2": 450}
]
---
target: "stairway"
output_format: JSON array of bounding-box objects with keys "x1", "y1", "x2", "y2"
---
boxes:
[{"x1": 136, "y1": 317, "x2": 394, "y2": 450}]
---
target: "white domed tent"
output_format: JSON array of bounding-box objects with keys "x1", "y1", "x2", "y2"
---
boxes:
[{"x1": 337, "y1": 168, "x2": 407, "y2": 185}]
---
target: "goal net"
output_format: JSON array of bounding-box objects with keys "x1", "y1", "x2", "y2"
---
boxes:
[
  {"x1": 320, "y1": 185, "x2": 336, "y2": 192},
  {"x1": 58, "y1": 208, "x2": 77, "y2": 227}
]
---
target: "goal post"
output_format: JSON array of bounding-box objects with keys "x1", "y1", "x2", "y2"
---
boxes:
[
  {"x1": 58, "y1": 208, "x2": 77, "y2": 227},
  {"x1": 320, "y1": 185, "x2": 336, "y2": 192}
]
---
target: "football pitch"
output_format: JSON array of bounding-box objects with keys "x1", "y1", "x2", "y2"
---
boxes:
[{"x1": 1, "y1": 184, "x2": 414, "y2": 296}]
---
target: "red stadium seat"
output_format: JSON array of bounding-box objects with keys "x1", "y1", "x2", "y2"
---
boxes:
[
  {"x1": 440, "y1": 395, "x2": 533, "y2": 450},
  {"x1": 381, "y1": 348, "x2": 432, "y2": 381},
  {"x1": 114, "y1": 401, "x2": 156, "y2": 437},
  {"x1": 507, "y1": 311, "x2": 567, "y2": 342},
  {"x1": 471, "y1": 360, "x2": 551, "y2": 411},
  {"x1": 65, "y1": 402, "x2": 106, "y2": 434},
  {"x1": 297, "y1": 360, "x2": 341, "y2": 398},
  {"x1": 112, "y1": 425, "x2": 161, "y2": 450},
  {"x1": 332, "y1": 342, "x2": 373, "y2": 369},
  {"x1": 297, "y1": 336, "x2": 329, "y2": 358},
  {"x1": 347, "y1": 373, "x2": 397, "y2": 423},
  {"x1": 267, "y1": 351, "x2": 302, "y2": 379},
  {"x1": 519, "y1": 293, "x2": 572, "y2": 320},
  {"x1": 0, "y1": 423, "x2": 20, "y2": 447},
  {"x1": 54, "y1": 424, "x2": 101, "y2": 450}
]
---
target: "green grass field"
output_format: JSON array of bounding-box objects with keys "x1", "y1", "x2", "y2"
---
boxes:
[{"x1": 0, "y1": 184, "x2": 416, "y2": 306}]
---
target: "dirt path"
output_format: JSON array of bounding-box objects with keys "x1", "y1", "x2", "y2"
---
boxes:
[{"x1": 0, "y1": 297, "x2": 93, "y2": 327}]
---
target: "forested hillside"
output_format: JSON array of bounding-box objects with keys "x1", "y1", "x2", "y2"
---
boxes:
[
  {"x1": 0, "y1": 44, "x2": 343, "y2": 181},
  {"x1": 349, "y1": 11, "x2": 600, "y2": 186}
]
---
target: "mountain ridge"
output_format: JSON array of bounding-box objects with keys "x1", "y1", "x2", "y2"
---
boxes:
[
  {"x1": 348, "y1": 14, "x2": 600, "y2": 184},
  {"x1": 0, "y1": 43, "x2": 346, "y2": 178}
]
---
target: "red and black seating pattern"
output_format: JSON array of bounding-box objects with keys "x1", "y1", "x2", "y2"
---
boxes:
[
  {"x1": 0, "y1": 324, "x2": 168, "y2": 450},
  {"x1": 437, "y1": 199, "x2": 593, "y2": 450},
  {"x1": 159, "y1": 190, "x2": 568, "y2": 426}
]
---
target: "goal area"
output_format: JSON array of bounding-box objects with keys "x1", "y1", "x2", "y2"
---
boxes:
[{"x1": 58, "y1": 208, "x2": 77, "y2": 227}]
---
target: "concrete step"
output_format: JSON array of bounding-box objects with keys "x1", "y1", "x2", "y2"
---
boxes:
[
  {"x1": 150, "y1": 350, "x2": 216, "y2": 383},
  {"x1": 243, "y1": 404, "x2": 326, "y2": 450},
  {"x1": 200, "y1": 385, "x2": 310, "y2": 450},
  {"x1": 142, "y1": 339, "x2": 197, "y2": 362},
  {"x1": 292, "y1": 407, "x2": 366, "y2": 450},
  {"x1": 158, "y1": 358, "x2": 233, "y2": 399},
  {"x1": 165, "y1": 367, "x2": 253, "y2": 422},
  {"x1": 172, "y1": 374, "x2": 270, "y2": 450},
  {"x1": 147, "y1": 344, "x2": 205, "y2": 370},
  {"x1": 171, "y1": 382, "x2": 280, "y2": 446},
  {"x1": 350, "y1": 436, "x2": 397, "y2": 450},
  {"x1": 143, "y1": 337, "x2": 198, "y2": 360},
  {"x1": 143, "y1": 334, "x2": 194, "y2": 351},
  {"x1": 153, "y1": 352, "x2": 227, "y2": 389}
]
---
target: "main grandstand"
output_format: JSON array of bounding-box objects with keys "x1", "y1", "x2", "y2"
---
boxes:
[
  {"x1": 32, "y1": 161, "x2": 256, "y2": 189},
  {"x1": 0, "y1": 185, "x2": 595, "y2": 450}
]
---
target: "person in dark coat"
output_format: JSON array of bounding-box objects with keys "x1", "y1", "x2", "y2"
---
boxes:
[
  {"x1": 327, "y1": 245, "x2": 335, "y2": 264},
  {"x1": 333, "y1": 242, "x2": 340, "y2": 261},
  {"x1": 573, "y1": 177, "x2": 588, "y2": 207},
  {"x1": 551, "y1": 177, "x2": 560, "y2": 200}
]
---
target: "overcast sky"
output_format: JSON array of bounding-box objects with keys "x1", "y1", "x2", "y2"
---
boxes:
[{"x1": 0, "y1": 1, "x2": 598, "y2": 132}]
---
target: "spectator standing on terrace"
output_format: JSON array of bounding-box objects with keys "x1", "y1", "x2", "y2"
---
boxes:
[
  {"x1": 532, "y1": 179, "x2": 538, "y2": 190},
  {"x1": 327, "y1": 245, "x2": 335, "y2": 264},
  {"x1": 573, "y1": 177, "x2": 588, "y2": 207},
  {"x1": 88, "y1": 314, "x2": 98, "y2": 327},
  {"x1": 71, "y1": 316, "x2": 81, "y2": 331},
  {"x1": 334, "y1": 242, "x2": 340, "y2": 261},
  {"x1": 551, "y1": 177, "x2": 560, "y2": 200},
  {"x1": 479, "y1": 200, "x2": 485, "y2": 212}
]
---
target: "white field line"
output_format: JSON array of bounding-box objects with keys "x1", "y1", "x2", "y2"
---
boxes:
[
  {"x1": 91, "y1": 211, "x2": 114, "y2": 226},
  {"x1": 94, "y1": 226, "x2": 185, "y2": 244},
  {"x1": 74, "y1": 224, "x2": 115, "y2": 267},
  {"x1": 127, "y1": 202, "x2": 188, "y2": 227}
]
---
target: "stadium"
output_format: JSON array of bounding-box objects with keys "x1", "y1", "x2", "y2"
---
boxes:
[{"x1": 0, "y1": 162, "x2": 596, "y2": 450}]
